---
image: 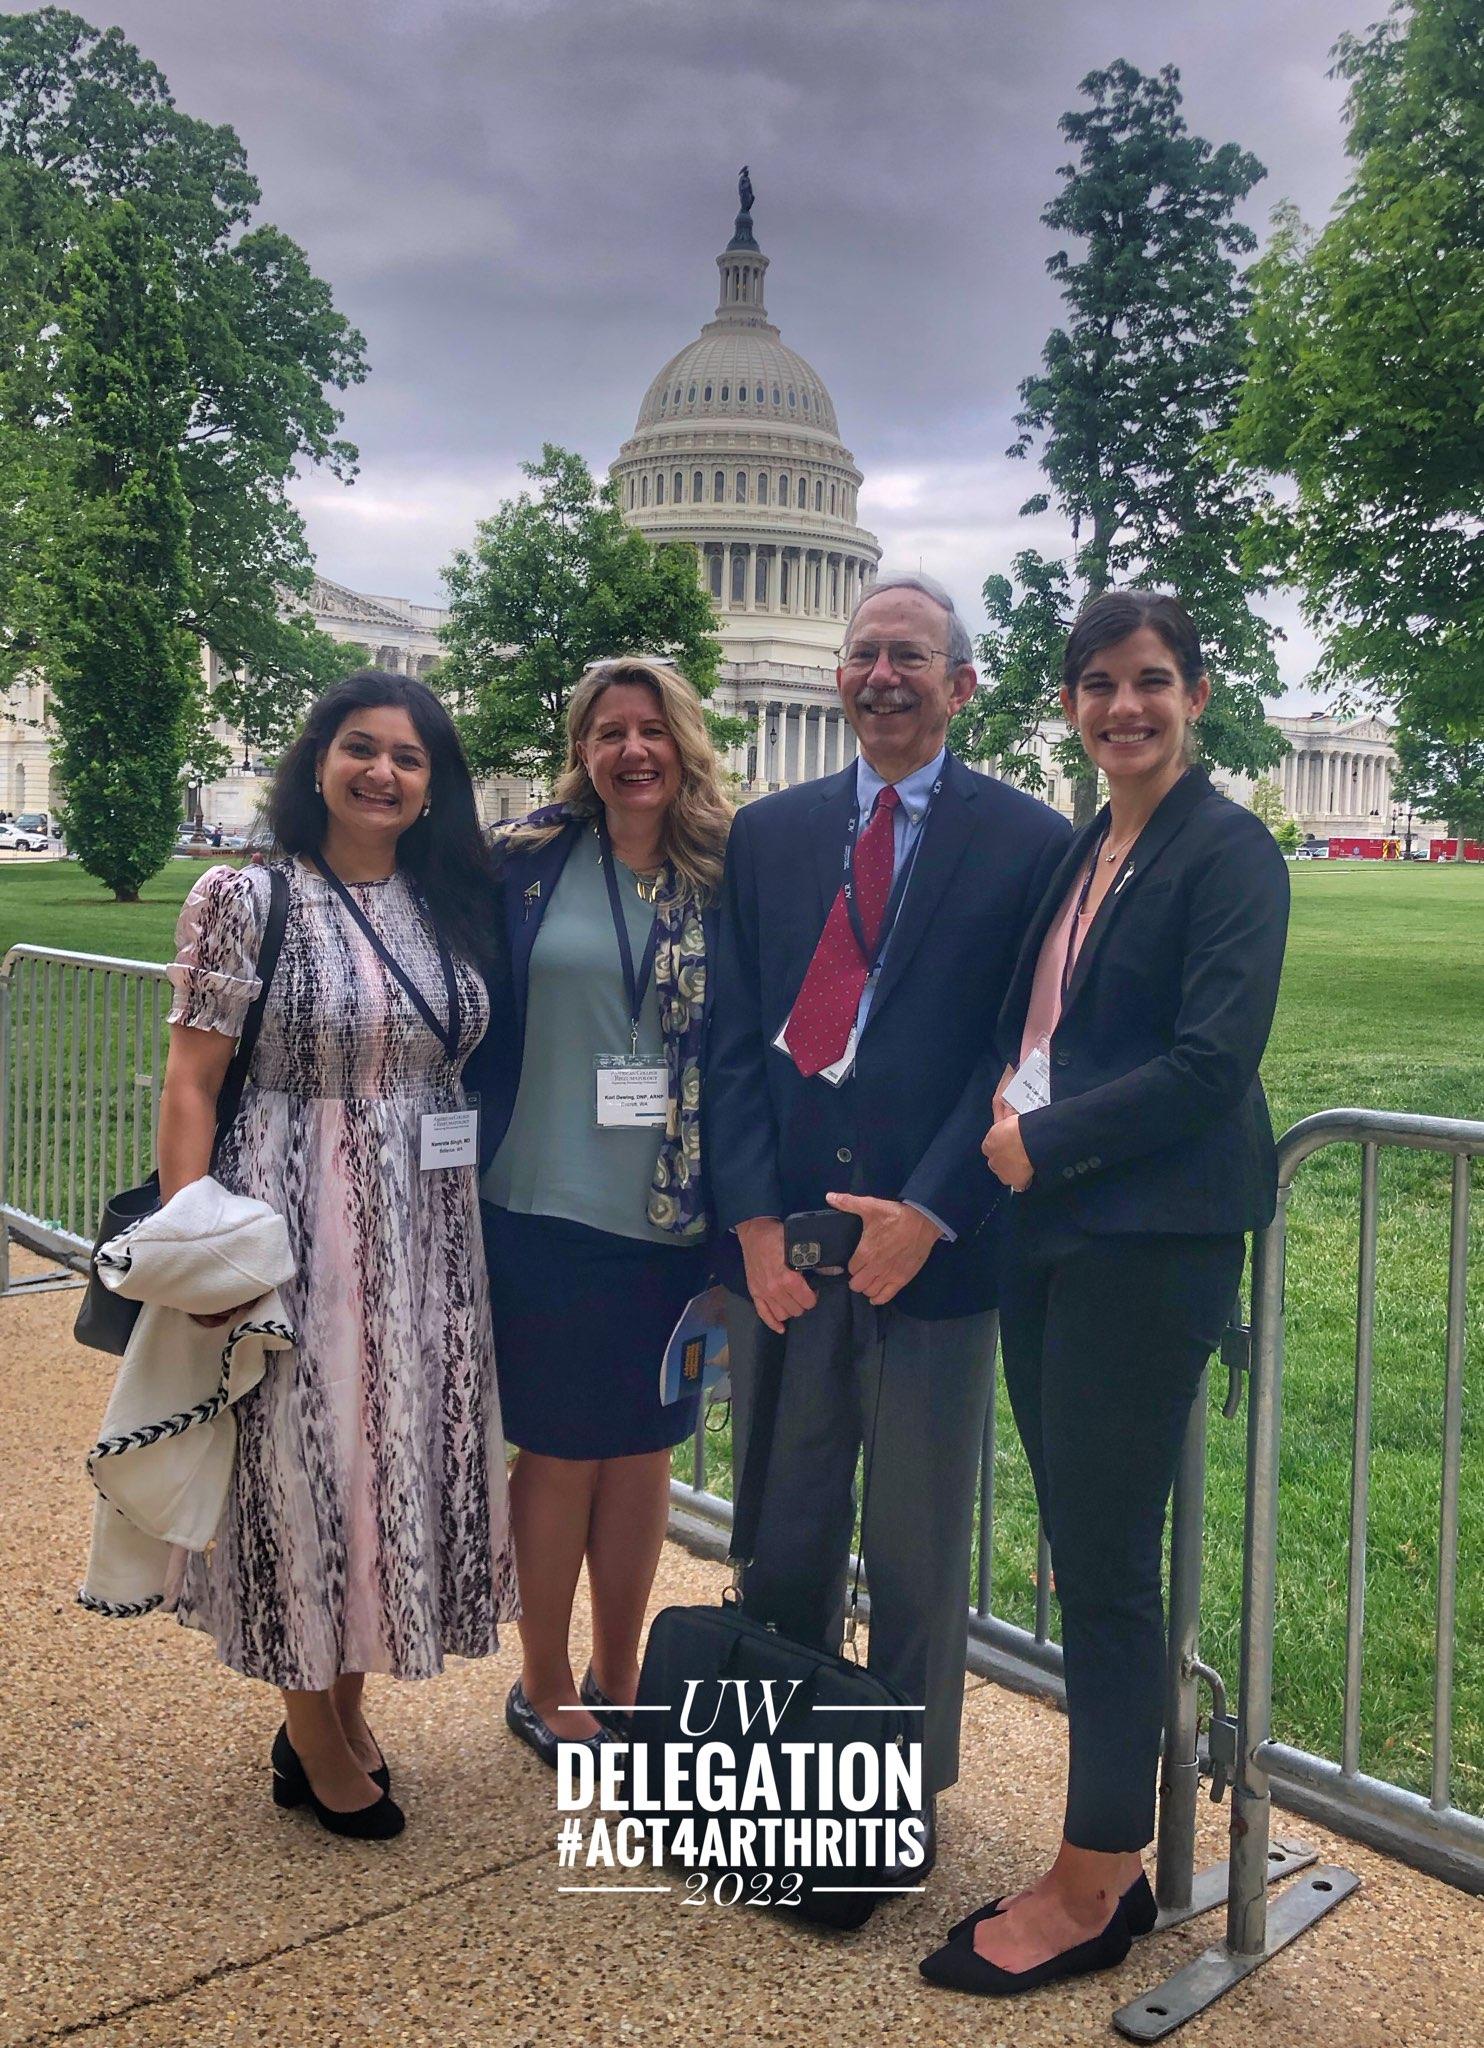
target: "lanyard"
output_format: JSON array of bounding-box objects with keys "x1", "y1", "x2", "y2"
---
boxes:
[
  {"x1": 841, "y1": 772, "x2": 943, "y2": 976},
  {"x1": 597, "y1": 819, "x2": 666, "y2": 1056},
  {"x1": 315, "y1": 854, "x2": 462, "y2": 1060},
  {"x1": 1060, "y1": 828, "x2": 1136, "y2": 1004}
]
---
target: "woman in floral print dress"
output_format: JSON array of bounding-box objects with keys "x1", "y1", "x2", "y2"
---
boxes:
[{"x1": 158, "y1": 670, "x2": 517, "y2": 1839}]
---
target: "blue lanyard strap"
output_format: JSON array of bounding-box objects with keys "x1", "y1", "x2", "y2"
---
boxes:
[
  {"x1": 841, "y1": 773, "x2": 943, "y2": 975},
  {"x1": 314, "y1": 854, "x2": 462, "y2": 1060},
  {"x1": 597, "y1": 819, "x2": 666, "y2": 1055}
]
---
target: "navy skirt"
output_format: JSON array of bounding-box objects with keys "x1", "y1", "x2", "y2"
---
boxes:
[{"x1": 482, "y1": 1204, "x2": 708, "y2": 1458}]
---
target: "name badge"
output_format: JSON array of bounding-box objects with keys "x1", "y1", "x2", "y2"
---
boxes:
[
  {"x1": 1002, "y1": 1041, "x2": 1052, "y2": 1116},
  {"x1": 419, "y1": 1095, "x2": 480, "y2": 1172},
  {"x1": 595, "y1": 1054, "x2": 668, "y2": 1128}
]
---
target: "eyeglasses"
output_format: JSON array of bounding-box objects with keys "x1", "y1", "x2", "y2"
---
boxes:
[{"x1": 838, "y1": 641, "x2": 949, "y2": 674}]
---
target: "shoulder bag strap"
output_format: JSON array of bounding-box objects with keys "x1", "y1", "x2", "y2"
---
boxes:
[
  {"x1": 728, "y1": 1320, "x2": 786, "y2": 1568},
  {"x1": 209, "y1": 865, "x2": 289, "y2": 1166},
  {"x1": 728, "y1": 1294, "x2": 888, "y2": 1656},
  {"x1": 724, "y1": 1294, "x2": 884, "y2": 1613}
]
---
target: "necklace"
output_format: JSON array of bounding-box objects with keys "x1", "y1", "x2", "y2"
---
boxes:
[
  {"x1": 1103, "y1": 826, "x2": 1140, "y2": 867},
  {"x1": 595, "y1": 822, "x2": 665, "y2": 901}
]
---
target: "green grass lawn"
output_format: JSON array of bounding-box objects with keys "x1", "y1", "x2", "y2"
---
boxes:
[
  {"x1": 4, "y1": 857, "x2": 1482, "y2": 1812},
  {"x1": 0, "y1": 856, "x2": 233, "y2": 963}
]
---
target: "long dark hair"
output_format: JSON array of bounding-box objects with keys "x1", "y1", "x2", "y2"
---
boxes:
[
  {"x1": 267, "y1": 670, "x2": 497, "y2": 975},
  {"x1": 1062, "y1": 590, "x2": 1205, "y2": 692}
]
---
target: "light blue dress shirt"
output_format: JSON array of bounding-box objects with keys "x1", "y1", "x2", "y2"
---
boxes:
[{"x1": 850, "y1": 746, "x2": 954, "y2": 1241}]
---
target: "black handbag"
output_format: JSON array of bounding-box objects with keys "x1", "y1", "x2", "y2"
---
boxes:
[
  {"x1": 630, "y1": 1301, "x2": 921, "y2": 1930},
  {"x1": 72, "y1": 867, "x2": 289, "y2": 1355}
]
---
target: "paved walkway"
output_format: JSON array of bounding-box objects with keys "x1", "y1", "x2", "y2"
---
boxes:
[{"x1": 5, "y1": 1255, "x2": 1480, "y2": 2048}]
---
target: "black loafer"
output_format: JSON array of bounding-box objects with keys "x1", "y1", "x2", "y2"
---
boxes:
[
  {"x1": 947, "y1": 1869, "x2": 1156, "y2": 1946},
  {"x1": 579, "y1": 1665, "x2": 634, "y2": 1735},
  {"x1": 920, "y1": 1899, "x2": 1131, "y2": 1996},
  {"x1": 271, "y1": 1724, "x2": 404, "y2": 1840},
  {"x1": 505, "y1": 1681, "x2": 612, "y2": 1769}
]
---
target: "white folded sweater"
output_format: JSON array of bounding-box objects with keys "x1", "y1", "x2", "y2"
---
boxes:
[{"x1": 79, "y1": 1176, "x2": 297, "y2": 1617}]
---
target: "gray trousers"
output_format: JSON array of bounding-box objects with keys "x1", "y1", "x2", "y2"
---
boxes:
[{"x1": 723, "y1": 1283, "x2": 998, "y2": 1796}]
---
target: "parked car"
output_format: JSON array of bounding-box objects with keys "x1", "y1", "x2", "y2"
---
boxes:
[
  {"x1": 14, "y1": 812, "x2": 52, "y2": 839},
  {"x1": 0, "y1": 823, "x2": 45, "y2": 851}
]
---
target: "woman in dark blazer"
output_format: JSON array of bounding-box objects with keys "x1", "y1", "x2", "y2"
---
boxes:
[
  {"x1": 462, "y1": 658, "x2": 731, "y2": 1767},
  {"x1": 920, "y1": 591, "x2": 1290, "y2": 1998}
]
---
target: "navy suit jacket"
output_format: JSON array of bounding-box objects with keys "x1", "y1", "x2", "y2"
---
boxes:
[
  {"x1": 708, "y1": 753, "x2": 1071, "y2": 1319},
  {"x1": 463, "y1": 816, "x2": 720, "y2": 1178},
  {"x1": 997, "y1": 767, "x2": 1291, "y2": 1236}
]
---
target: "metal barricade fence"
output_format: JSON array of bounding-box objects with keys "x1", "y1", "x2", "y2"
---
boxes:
[
  {"x1": 1119, "y1": 1108, "x2": 1483, "y2": 2038},
  {"x1": 3, "y1": 959, "x2": 1478, "y2": 2030},
  {"x1": 0, "y1": 947, "x2": 172, "y2": 1293},
  {"x1": 669, "y1": 1106, "x2": 1482, "y2": 2036}
]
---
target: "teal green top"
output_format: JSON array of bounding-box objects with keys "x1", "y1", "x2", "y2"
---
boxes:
[{"x1": 482, "y1": 827, "x2": 685, "y2": 1247}]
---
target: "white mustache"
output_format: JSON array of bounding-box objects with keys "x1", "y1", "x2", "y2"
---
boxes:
[{"x1": 857, "y1": 687, "x2": 916, "y2": 712}]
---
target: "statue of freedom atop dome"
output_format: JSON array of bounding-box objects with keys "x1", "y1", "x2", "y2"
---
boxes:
[{"x1": 730, "y1": 165, "x2": 758, "y2": 251}]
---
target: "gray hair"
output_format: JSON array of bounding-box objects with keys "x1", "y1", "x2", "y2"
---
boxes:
[{"x1": 844, "y1": 570, "x2": 975, "y2": 669}]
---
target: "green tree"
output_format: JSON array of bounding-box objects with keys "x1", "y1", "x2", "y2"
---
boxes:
[
  {"x1": 211, "y1": 625, "x2": 367, "y2": 767},
  {"x1": 1248, "y1": 776, "x2": 1287, "y2": 829},
  {"x1": 1392, "y1": 698, "x2": 1484, "y2": 847},
  {"x1": 951, "y1": 550, "x2": 1076, "y2": 787},
  {"x1": 441, "y1": 446, "x2": 732, "y2": 780},
  {"x1": 979, "y1": 61, "x2": 1284, "y2": 822},
  {"x1": 45, "y1": 202, "x2": 198, "y2": 900},
  {"x1": 0, "y1": 9, "x2": 366, "y2": 725},
  {"x1": 1224, "y1": 2, "x2": 1483, "y2": 751},
  {"x1": 1274, "y1": 816, "x2": 1302, "y2": 854}
]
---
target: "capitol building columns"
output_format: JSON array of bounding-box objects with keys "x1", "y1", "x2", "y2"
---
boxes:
[
  {"x1": 738, "y1": 694, "x2": 856, "y2": 790},
  {"x1": 1272, "y1": 728, "x2": 1397, "y2": 832}
]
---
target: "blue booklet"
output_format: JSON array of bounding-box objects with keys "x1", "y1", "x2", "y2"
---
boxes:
[{"x1": 660, "y1": 1284, "x2": 731, "y2": 1405}]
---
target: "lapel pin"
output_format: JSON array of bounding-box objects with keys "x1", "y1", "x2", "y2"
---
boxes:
[{"x1": 523, "y1": 881, "x2": 541, "y2": 920}]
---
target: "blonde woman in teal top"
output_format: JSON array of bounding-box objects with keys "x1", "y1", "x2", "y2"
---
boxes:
[{"x1": 464, "y1": 658, "x2": 732, "y2": 1768}]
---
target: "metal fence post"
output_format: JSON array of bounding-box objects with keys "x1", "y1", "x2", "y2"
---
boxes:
[{"x1": 1226, "y1": 1194, "x2": 1288, "y2": 1957}]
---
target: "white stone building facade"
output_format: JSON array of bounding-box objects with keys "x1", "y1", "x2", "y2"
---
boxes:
[
  {"x1": 0, "y1": 672, "x2": 53, "y2": 823},
  {"x1": 190, "y1": 577, "x2": 529, "y2": 832},
  {"x1": 1015, "y1": 710, "x2": 1437, "y2": 841}
]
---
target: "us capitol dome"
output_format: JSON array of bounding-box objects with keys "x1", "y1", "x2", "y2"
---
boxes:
[{"x1": 610, "y1": 171, "x2": 881, "y2": 789}]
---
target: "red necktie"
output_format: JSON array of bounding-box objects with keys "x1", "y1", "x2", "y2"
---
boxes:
[{"x1": 786, "y1": 785, "x2": 900, "y2": 1077}]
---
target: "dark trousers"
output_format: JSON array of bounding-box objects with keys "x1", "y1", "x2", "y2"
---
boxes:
[
  {"x1": 724, "y1": 1284, "x2": 999, "y2": 1796},
  {"x1": 1000, "y1": 1218, "x2": 1245, "y2": 1852}
]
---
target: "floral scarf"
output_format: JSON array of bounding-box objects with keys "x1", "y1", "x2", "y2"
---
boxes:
[{"x1": 494, "y1": 806, "x2": 710, "y2": 1240}]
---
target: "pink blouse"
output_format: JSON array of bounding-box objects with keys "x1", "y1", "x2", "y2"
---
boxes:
[{"x1": 1020, "y1": 866, "x2": 1091, "y2": 1066}]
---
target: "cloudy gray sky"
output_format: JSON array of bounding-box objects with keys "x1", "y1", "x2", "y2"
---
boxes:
[{"x1": 99, "y1": 0, "x2": 1373, "y2": 707}]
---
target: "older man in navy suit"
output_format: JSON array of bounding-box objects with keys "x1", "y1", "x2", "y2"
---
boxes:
[{"x1": 709, "y1": 572, "x2": 1070, "y2": 1868}]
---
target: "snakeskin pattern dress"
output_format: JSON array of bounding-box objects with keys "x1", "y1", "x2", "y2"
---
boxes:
[{"x1": 165, "y1": 859, "x2": 518, "y2": 1688}]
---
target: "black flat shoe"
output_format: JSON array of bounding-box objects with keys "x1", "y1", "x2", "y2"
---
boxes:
[
  {"x1": 920, "y1": 1900, "x2": 1132, "y2": 1997},
  {"x1": 947, "y1": 1869, "x2": 1156, "y2": 1946},
  {"x1": 505, "y1": 1681, "x2": 612, "y2": 1770},
  {"x1": 270, "y1": 1724, "x2": 405, "y2": 1840},
  {"x1": 579, "y1": 1665, "x2": 634, "y2": 1735}
]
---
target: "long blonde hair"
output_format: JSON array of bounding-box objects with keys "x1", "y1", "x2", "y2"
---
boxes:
[{"x1": 501, "y1": 657, "x2": 733, "y2": 901}]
